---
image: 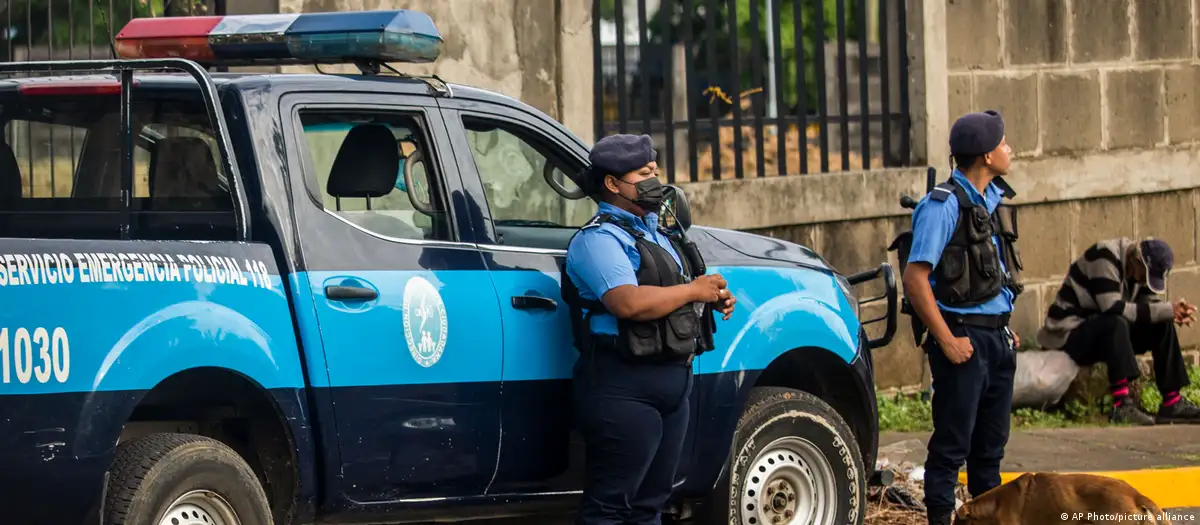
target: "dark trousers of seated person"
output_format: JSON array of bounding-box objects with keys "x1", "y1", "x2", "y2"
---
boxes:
[
  {"x1": 1064, "y1": 313, "x2": 1190, "y2": 400},
  {"x1": 921, "y1": 321, "x2": 1016, "y2": 519}
]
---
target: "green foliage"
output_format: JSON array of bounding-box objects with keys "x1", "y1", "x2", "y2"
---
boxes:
[
  {"x1": 877, "y1": 392, "x2": 933, "y2": 432},
  {"x1": 598, "y1": 0, "x2": 866, "y2": 113},
  {"x1": 1140, "y1": 365, "x2": 1200, "y2": 408},
  {"x1": 4, "y1": 0, "x2": 210, "y2": 48}
]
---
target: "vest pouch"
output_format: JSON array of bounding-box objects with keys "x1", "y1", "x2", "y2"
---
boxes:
[
  {"x1": 664, "y1": 304, "x2": 700, "y2": 358},
  {"x1": 939, "y1": 244, "x2": 967, "y2": 282},
  {"x1": 623, "y1": 322, "x2": 661, "y2": 358},
  {"x1": 967, "y1": 208, "x2": 993, "y2": 242},
  {"x1": 970, "y1": 241, "x2": 1000, "y2": 279}
]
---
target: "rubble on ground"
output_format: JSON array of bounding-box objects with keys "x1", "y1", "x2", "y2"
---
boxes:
[{"x1": 866, "y1": 441, "x2": 971, "y2": 524}]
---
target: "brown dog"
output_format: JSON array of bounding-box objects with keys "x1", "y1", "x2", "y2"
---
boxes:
[{"x1": 953, "y1": 472, "x2": 1172, "y2": 525}]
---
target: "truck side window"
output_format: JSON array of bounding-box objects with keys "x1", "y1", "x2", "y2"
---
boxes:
[
  {"x1": 460, "y1": 116, "x2": 595, "y2": 249},
  {"x1": 0, "y1": 92, "x2": 234, "y2": 241},
  {"x1": 298, "y1": 111, "x2": 449, "y2": 242}
]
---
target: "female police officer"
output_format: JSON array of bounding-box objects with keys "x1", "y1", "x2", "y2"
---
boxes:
[{"x1": 562, "y1": 133, "x2": 736, "y2": 525}]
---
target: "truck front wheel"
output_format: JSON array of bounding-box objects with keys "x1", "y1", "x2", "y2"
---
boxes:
[
  {"x1": 105, "y1": 433, "x2": 272, "y2": 525},
  {"x1": 710, "y1": 387, "x2": 867, "y2": 525}
]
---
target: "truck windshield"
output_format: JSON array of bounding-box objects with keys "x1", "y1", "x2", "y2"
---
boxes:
[{"x1": 0, "y1": 80, "x2": 234, "y2": 241}]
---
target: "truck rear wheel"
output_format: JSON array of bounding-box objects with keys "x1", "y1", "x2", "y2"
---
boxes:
[
  {"x1": 709, "y1": 387, "x2": 867, "y2": 525},
  {"x1": 105, "y1": 433, "x2": 272, "y2": 525}
]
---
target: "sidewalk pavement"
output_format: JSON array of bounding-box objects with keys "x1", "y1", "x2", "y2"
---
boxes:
[{"x1": 879, "y1": 425, "x2": 1200, "y2": 518}]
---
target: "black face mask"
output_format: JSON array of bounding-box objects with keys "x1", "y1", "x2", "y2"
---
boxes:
[{"x1": 612, "y1": 176, "x2": 664, "y2": 213}]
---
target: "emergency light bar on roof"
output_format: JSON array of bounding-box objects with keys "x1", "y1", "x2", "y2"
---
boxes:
[{"x1": 114, "y1": 9, "x2": 443, "y2": 67}]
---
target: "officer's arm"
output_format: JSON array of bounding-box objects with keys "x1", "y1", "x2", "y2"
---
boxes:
[
  {"x1": 903, "y1": 200, "x2": 958, "y2": 345},
  {"x1": 903, "y1": 263, "x2": 955, "y2": 345},
  {"x1": 567, "y1": 230, "x2": 705, "y2": 321},
  {"x1": 602, "y1": 284, "x2": 704, "y2": 321}
]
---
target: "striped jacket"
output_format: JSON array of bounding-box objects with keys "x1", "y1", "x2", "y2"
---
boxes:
[{"x1": 1036, "y1": 237, "x2": 1174, "y2": 350}]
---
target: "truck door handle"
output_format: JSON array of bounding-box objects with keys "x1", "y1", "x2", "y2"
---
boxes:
[
  {"x1": 326, "y1": 285, "x2": 378, "y2": 301},
  {"x1": 511, "y1": 295, "x2": 557, "y2": 311}
]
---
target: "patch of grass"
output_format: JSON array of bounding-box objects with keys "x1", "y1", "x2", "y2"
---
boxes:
[
  {"x1": 1139, "y1": 365, "x2": 1200, "y2": 409},
  {"x1": 877, "y1": 392, "x2": 933, "y2": 432}
]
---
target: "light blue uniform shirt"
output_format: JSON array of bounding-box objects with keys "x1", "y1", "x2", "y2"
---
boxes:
[
  {"x1": 565, "y1": 201, "x2": 685, "y2": 335},
  {"x1": 907, "y1": 169, "x2": 1015, "y2": 315}
]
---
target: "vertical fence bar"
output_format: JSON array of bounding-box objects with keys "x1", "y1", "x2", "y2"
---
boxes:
[
  {"x1": 683, "y1": 0, "x2": 699, "y2": 183},
  {"x1": 879, "y1": 0, "x2": 892, "y2": 167},
  {"x1": 614, "y1": 0, "x2": 629, "y2": 134},
  {"x1": 662, "y1": 0, "x2": 676, "y2": 184},
  {"x1": 749, "y1": 0, "x2": 764, "y2": 178},
  {"x1": 835, "y1": 0, "x2": 850, "y2": 171},
  {"x1": 49, "y1": 0, "x2": 56, "y2": 197},
  {"x1": 793, "y1": 0, "x2": 808, "y2": 175},
  {"x1": 591, "y1": 0, "x2": 603, "y2": 142},
  {"x1": 770, "y1": 0, "x2": 787, "y2": 176},
  {"x1": 70, "y1": 0, "x2": 77, "y2": 179},
  {"x1": 726, "y1": 0, "x2": 743, "y2": 179},
  {"x1": 705, "y1": 0, "x2": 720, "y2": 180},
  {"x1": 109, "y1": 0, "x2": 115, "y2": 55},
  {"x1": 813, "y1": 0, "x2": 829, "y2": 172},
  {"x1": 637, "y1": 0, "x2": 650, "y2": 136},
  {"x1": 89, "y1": 0, "x2": 94, "y2": 58},
  {"x1": 897, "y1": 0, "x2": 910, "y2": 165},
  {"x1": 26, "y1": 0, "x2": 34, "y2": 197},
  {"x1": 857, "y1": 0, "x2": 870, "y2": 168}
]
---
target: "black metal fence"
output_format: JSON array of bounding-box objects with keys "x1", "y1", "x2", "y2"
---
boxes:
[
  {"x1": 592, "y1": 0, "x2": 910, "y2": 183},
  {"x1": 0, "y1": 0, "x2": 226, "y2": 199}
]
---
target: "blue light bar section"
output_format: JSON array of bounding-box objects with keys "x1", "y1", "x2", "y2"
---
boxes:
[
  {"x1": 209, "y1": 14, "x2": 301, "y2": 60},
  {"x1": 284, "y1": 10, "x2": 443, "y2": 63}
]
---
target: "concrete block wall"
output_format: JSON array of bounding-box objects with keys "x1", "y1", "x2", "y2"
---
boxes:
[
  {"x1": 945, "y1": 0, "x2": 1200, "y2": 160},
  {"x1": 684, "y1": 0, "x2": 1200, "y2": 392}
]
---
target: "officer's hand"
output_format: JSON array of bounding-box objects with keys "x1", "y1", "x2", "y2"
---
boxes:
[
  {"x1": 716, "y1": 289, "x2": 737, "y2": 320},
  {"x1": 940, "y1": 336, "x2": 974, "y2": 364},
  {"x1": 691, "y1": 274, "x2": 727, "y2": 303}
]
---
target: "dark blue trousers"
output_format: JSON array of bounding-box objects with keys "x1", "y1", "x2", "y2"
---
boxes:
[
  {"x1": 572, "y1": 348, "x2": 692, "y2": 525},
  {"x1": 921, "y1": 320, "x2": 1016, "y2": 518}
]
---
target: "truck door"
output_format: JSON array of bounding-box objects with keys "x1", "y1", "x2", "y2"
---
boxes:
[
  {"x1": 280, "y1": 94, "x2": 503, "y2": 503},
  {"x1": 440, "y1": 106, "x2": 599, "y2": 494}
]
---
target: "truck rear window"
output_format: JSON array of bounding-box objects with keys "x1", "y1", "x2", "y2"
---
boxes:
[{"x1": 0, "y1": 82, "x2": 234, "y2": 241}]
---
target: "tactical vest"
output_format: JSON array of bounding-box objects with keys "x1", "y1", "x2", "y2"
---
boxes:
[
  {"x1": 888, "y1": 176, "x2": 1024, "y2": 344},
  {"x1": 930, "y1": 180, "x2": 1024, "y2": 306},
  {"x1": 561, "y1": 213, "x2": 715, "y2": 363}
]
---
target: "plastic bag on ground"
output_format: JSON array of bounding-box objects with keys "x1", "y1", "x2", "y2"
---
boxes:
[{"x1": 1012, "y1": 349, "x2": 1080, "y2": 409}]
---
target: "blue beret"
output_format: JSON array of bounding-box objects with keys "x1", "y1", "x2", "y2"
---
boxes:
[
  {"x1": 586, "y1": 134, "x2": 657, "y2": 184},
  {"x1": 949, "y1": 110, "x2": 1005, "y2": 156}
]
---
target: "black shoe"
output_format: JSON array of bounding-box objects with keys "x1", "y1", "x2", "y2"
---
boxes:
[
  {"x1": 928, "y1": 509, "x2": 953, "y2": 525},
  {"x1": 1110, "y1": 402, "x2": 1156, "y2": 426},
  {"x1": 1156, "y1": 397, "x2": 1200, "y2": 424}
]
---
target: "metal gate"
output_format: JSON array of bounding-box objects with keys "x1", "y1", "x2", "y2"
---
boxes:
[
  {"x1": 592, "y1": 0, "x2": 911, "y2": 183},
  {"x1": 1, "y1": 0, "x2": 227, "y2": 200}
]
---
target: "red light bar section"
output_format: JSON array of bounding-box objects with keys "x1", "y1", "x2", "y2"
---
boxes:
[
  {"x1": 115, "y1": 17, "x2": 224, "y2": 61},
  {"x1": 17, "y1": 80, "x2": 135, "y2": 96}
]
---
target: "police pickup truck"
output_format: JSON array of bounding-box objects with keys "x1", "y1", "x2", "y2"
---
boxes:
[{"x1": 0, "y1": 9, "x2": 897, "y2": 525}]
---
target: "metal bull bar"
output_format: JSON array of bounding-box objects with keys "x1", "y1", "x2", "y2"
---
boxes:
[
  {"x1": 847, "y1": 262, "x2": 899, "y2": 349},
  {"x1": 0, "y1": 58, "x2": 250, "y2": 242}
]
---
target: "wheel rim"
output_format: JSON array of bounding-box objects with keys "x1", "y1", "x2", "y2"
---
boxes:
[
  {"x1": 739, "y1": 436, "x2": 838, "y2": 525},
  {"x1": 158, "y1": 490, "x2": 241, "y2": 525}
]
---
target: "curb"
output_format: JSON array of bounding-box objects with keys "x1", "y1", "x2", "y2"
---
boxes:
[{"x1": 958, "y1": 467, "x2": 1200, "y2": 509}]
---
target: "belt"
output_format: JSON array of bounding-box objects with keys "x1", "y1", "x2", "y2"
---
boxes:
[{"x1": 941, "y1": 311, "x2": 1010, "y2": 329}]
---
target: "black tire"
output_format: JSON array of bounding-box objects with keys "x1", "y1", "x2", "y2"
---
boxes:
[
  {"x1": 105, "y1": 433, "x2": 272, "y2": 525},
  {"x1": 706, "y1": 387, "x2": 867, "y2": 525}
]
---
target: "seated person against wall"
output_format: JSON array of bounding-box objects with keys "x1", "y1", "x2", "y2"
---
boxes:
[{"x1": 1037, "y1": 238, "x2": 1200, "y2": 425}]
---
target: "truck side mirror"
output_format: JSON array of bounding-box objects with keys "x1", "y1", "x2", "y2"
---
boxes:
[{"x1": 661, "y1": 184, "x2": 692, "y2": 233}]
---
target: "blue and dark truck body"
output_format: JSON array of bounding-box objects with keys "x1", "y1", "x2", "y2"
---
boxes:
[{"x1": 0, "y1": 10, "x2": 897, "y2": 525}]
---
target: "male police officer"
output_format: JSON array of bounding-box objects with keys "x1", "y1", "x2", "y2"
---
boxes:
[
  {"x1": 902, "y1": 111, "x2": 1022, "y2": 525},
  {"x1": 563, "y1": 133, "x2": 736, "y2": 525}
]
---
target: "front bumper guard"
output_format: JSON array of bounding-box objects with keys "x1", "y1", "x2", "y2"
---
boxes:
[{"x1": 847, "y1": 262, "x2": 898, "y2": 349}]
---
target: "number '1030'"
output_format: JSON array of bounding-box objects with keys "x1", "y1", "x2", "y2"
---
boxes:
[{"x1": 0, "y1": 327, "x2": 70, "y2": 384}]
